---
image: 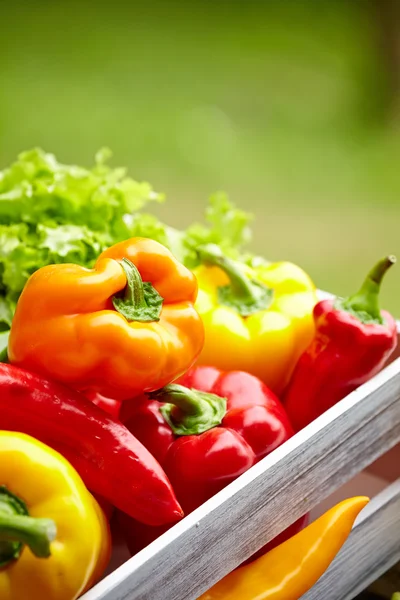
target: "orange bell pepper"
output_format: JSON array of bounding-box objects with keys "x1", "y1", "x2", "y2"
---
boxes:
[
  {"x1": 8, "y1": 237, "x2": 204, "y2": 400},
  {"x1": 199, "y1": 496, "x2": 369, "y2": 600}
]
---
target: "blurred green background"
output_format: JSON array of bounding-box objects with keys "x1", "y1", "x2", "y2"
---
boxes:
[{"x1": 1, "y1": 0, "x2": 399, "y2": 312}]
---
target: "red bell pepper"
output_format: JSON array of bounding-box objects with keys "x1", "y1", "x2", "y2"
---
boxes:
[
  {"x1": 119, "y1": 366, "x2": 296, "y2": 556},
  {"x1": 0, "y1": 363, "x2": 183, "y2": 526},
  {"x1": 284, "y1": 256, "x2": 397, "y2": 432}
]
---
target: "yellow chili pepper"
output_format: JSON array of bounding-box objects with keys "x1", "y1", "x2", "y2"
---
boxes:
[
  {"x1": 0, "y1": 431, "x2": 111, "y2": 600},
  {"x1": 194, "y1": 245, "x2": 318, "y2": 394},
  {"x1": 199, "y1": 496, "x2": 369, "y2": 600}
]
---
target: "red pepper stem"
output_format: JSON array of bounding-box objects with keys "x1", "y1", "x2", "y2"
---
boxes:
[
  {"x1": 0, "y1": 486, "x2": 56, "y2": 567},
  {"x1": 342, "y1": 256, "x2": 396, "y2": 322},
  {"x1": 150, "y1": 384, "x2": 227, "y2": 436},
  {"x1": 112, "y1": 258, "x2": 163, "y2": 323},
  {"x1": 197, "y1": 244, "x2": 273, "y2": 317},
  {"x1": 156, "y1": 385, "x2": 209, "y2": 416}
]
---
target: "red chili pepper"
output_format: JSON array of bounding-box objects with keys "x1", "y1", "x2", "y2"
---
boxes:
[
  {"x1": 0, "y1": 363, "x2": 183, "y2": 526},
  {"x1": 84, "y1": 391, "x2": 122, "y2": 420},
  {"x1": 284, "y1": 256, "x2": 398, "y2": 432},
  {"x1": 119, "y1": 366, "x2": 295, "y2": 556}
]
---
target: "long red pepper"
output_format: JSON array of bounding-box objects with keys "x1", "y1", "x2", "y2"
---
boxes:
[
  {"x1": 0, "y1": 363, "x2": 183, "y2": 526},
  {"x1": 284, "y1": 256, "x2": 397, "y2": 431},
  {"x1": 84, "y1": 390, "x2": 122, "y2": 419}
]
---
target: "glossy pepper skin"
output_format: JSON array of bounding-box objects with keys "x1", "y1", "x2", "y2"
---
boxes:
[
  {"x1": 284, "y1": 256, "x2": 397, "y2": 432},
  {"x1": 0, "y1": 363, "x2": 183, "y2": 526},
  {"x1": 193, "y1": 245, "x2": 317, "y2": 394},
  {"x1": 8, "y1": 237, "x2": 204, "y2": 400},
  {"x1": 0, "y1": 431, "x2": 111, "y2": 600},
  {"x1": 119, "y1": 366, "x2": 295, "y2": 554},
  {"x1": 198, "y1": 496, "x2": 369, "y2": 600},
  {"x1": 84, "y1": 391, "x2": 122, "y2": 420}
]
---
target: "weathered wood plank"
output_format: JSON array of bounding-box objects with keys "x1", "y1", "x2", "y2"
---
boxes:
[
  {"x1": 82, "y1": 357, "x2": 400, "y2": 600},
  {"x1": 302, "y1": 479, "x2": 400, "y2": 600}
]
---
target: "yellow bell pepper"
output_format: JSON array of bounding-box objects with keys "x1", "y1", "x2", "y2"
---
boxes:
[
  {"x1": 199, "y1": 496, "x2": 369, "y2": 600},
  {"x1": 0, "y1": 431, "x2": 111, "y2": 600},
  {"x1": 194, "y1": 245, "x2": 318, "y2": 394}
]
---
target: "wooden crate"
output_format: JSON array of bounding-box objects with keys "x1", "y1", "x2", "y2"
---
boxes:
[{"x1": 81, "y1": 310, "x2": 400, "y2": 600}]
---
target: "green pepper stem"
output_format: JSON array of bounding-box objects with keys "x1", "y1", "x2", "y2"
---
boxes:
[
  {"x1": 342, "y1": 255, "x2": 396, "y2": 322},
  {"x1": 0, "y1": 513, "x2": 56, "y2": 559},
  {"x1": 150, "y1": 384, "x2": 227, "y2": 436},
  {"x1": 198, "y1": 244, "x2": 273, "y2": 317},
  {"x1": 121, "y1": 258, "x2": 146, "y2": 307},
  {"x1": 112, "y1": 258, "x2": 163, "y2": 323},
  {"x1": 0, "y1": 486, "x2": 56, "y2": 568},
  {"x1": 198, "y1": 244, "x2": 259, "y2": 301},
  {"x1": 153, "y1": 384, "x2": 209, "y2": 416}
]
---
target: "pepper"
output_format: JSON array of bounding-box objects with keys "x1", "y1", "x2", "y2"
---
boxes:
[
  {"x1": 0, "y1": 363, "x2": 183, "y2": 526},
  {"x1": 84, "y1": 391, "x2": 122, "y2": 419},
  {"x1": 119, "y1": 365, "x2": 295, "y2": 555},
  {"x1": 8, "y1": 237, "x2": 204, "y2": 400},
  {"x1": 284, "y1": 256, "x2": 397, "y2": 432},
  {"x1": 91, "y1": 493, "x2": 115, "y2": 522},
  {"x1": 198, "y1": 496, "x2": 369, "y2": 600},
  {"x1": 0, "y1": 431, "x2": 111, "y2": 600},
  {"x1": 192, "y1": 244, "x2": 317, "y2": 394}
]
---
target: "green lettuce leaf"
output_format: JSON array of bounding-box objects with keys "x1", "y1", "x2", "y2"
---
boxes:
[
  {"x1": 183, "y1": 192, "x2": 253, "y2": 266},
  {"x1": 0, "y1": 330, "x2": 9, "y2": 361},
  {"x1": 149, "y1": 192, "x2": 255, "y2": 269}
]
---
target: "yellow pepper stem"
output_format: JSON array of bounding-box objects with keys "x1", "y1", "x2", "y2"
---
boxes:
[
  {"x1": 0, "y1": 486, "x2": 56, "y2": 567},
  {"x1": 198, "y1": 244, "x2": 273, "y2": 317}
]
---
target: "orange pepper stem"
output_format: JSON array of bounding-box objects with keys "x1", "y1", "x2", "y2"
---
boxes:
[
  {"x1": 150, "y1": 384, "x2": 227, "y2": 436},
  {"x1": 198, "y1": 244, "x2": 273, "y2": 317},
  {"x1": 112, "y1": 258, "x2": 164, "y2": 323},
  {"x1": 0, "y1": 486, "x2": 56, "y2": 567},
  {"x1": 339, "y1": 255, "x2": 396, "y2": 325}
]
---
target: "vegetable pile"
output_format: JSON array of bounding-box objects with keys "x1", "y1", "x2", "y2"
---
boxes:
[
  {"x1": 0, "y1": 148, "x2": 252, "y2": 331},
  {"x1": 0, "y1": 149, "x2": 396, "y2": 600}
]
